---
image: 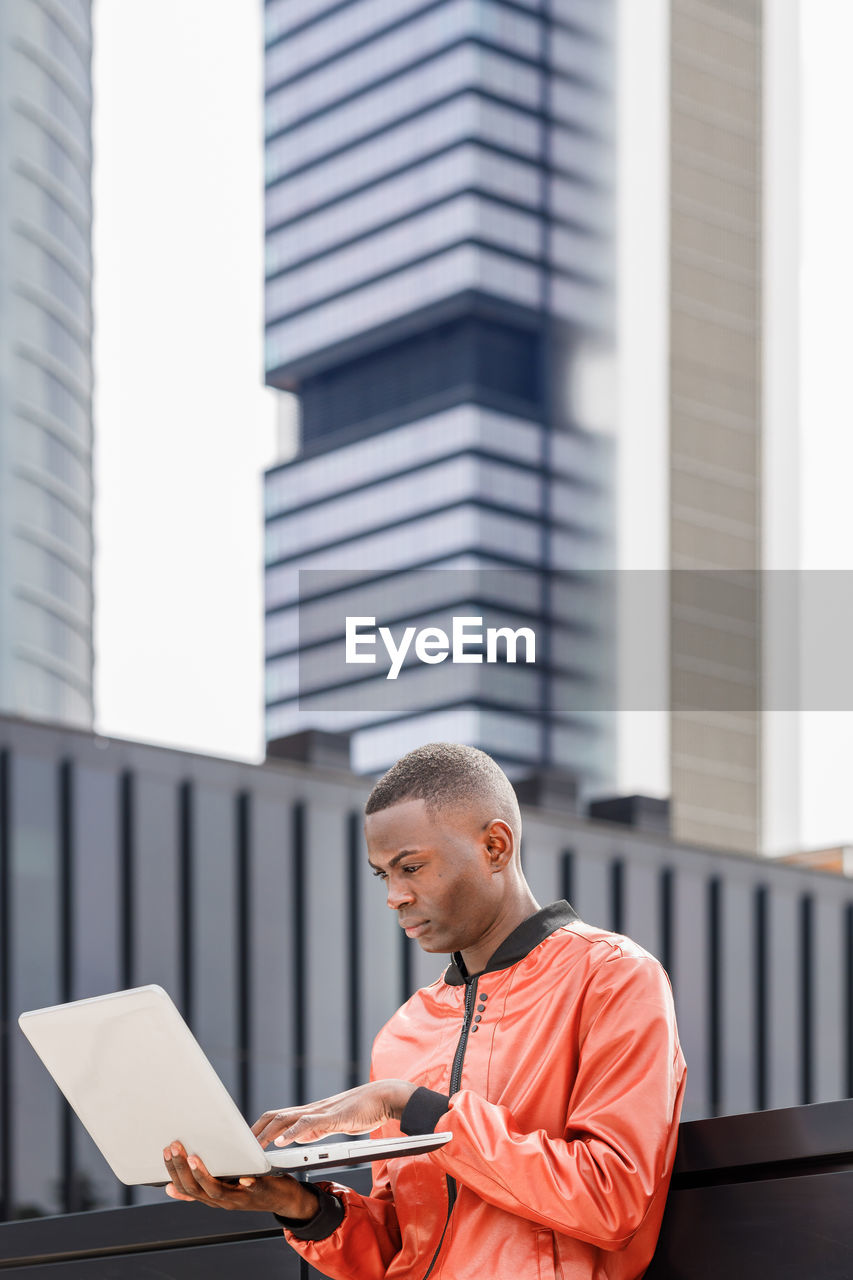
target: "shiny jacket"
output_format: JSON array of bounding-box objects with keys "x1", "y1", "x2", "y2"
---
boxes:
[{"x1": 282, "y1": 901, "x2": 687, "y2": 1280}]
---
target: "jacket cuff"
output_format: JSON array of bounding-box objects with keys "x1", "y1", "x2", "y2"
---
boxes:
[
  {"x1": 400, "y1": 1086, "x2": 451, "y2": 1135},
  {"x1": 274, "y1": 1186, "x2": 345, "y2": 1240}
]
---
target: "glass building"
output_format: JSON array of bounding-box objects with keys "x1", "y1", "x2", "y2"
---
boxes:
[
  {"x1": 0, "y1": 0, "x2": 94, "y2": 730},
  {"x1": 262, "y1": 0, "x2": 618, "y2": 787}
]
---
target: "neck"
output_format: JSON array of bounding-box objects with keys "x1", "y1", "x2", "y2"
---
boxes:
[{"x1": 458, "y1": 885, "x2": 541, "y2": 976}]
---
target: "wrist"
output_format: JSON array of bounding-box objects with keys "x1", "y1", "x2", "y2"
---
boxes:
[
  {"x1": 281, "y1": 1182, "x2": 321, "y2": 1222},
  {"x1": 387, "y1": 1080, "x2": 417, "y2": 1119}
]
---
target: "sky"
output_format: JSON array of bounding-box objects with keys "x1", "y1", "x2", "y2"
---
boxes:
[{"x1": 92, "y1": 0, "x2": 853, "y2": 849}]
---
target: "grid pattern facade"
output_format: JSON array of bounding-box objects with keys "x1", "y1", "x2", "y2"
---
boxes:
[
  {"x1": 263, "y1": 0, "x2": 616, "y2": 382},
  {"x1": 668, "y1": 0, "x2": 763, "y2": 851},
  {"x1": 263, "y1": 0, "x2": 618, "y2": 785},
  {"x1": 2, "y1": 714, "x2": 853, "y2": 1221},
  {"x1": 0, "y1": 0, "x2": 94, "y2": 730}
]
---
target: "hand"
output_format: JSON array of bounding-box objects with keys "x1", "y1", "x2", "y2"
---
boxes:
[
  {"x1": 163, "y1": 1141, "x2": 319, "y2": 1219},
  {"x1": 252, "y1": 1079, "x2": 417, "y2": 1148}
]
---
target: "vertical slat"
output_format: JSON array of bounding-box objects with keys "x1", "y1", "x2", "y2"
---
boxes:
[
  {"x1": 190, "y1": 785, "x2": 238, "y2": 1095},
  {"x1": 346, "y1": 812, "x2": 361, "y2": 1089},
  {"x1": 707, "y1": 877, "x2": 722, "y2": 1118},
  {"x1": 119, "y1": 771, "x2": 134, "y2": 992},
  {"x1": 573, "y1": 846, "x2": 609, "y2": 926},
  {"x1": 10, "y1": 754, "x2": 62, "y2": 1217},
  {"x1": 767, "y1": 888, "x2": 799, "y2": 1110},
  {"x1": 800, "y1": 895, "x2": 814, "y2": 1105},
  {"x1": 610, "y1": 858, "x2": 624, "y2": 935},
  {"x1": 292, "y1": 802, "x2": 307, "y2": 1105},
  {"x1": 561, "y1": 848, "x2": 575, "y2": 908},
  {"x1": 357, "y1": 824, "x2": 399, "y2": 1080},
  {"x1": 59, "y1": 761, "x2": 74, "y2": 1213},
  {"x1": 249, "y1": 795, "x2": 295, "y2": 1120},
  {"x1": 846, "y1": 903, "x2": 853, "y2": 1099},
  {"x1": 131, "y1": 775, "x2": 181, "y2": 994},
  {"x1": 118, "y1": 770, "x2": 134, "y2": 1207},
  {"x1": 754, "y1": 885, "x2": 768, "y2": 1111},
  {"x1": 304, "y1": 803, "x2": 348, "y2": 1101},
  {"x1": 659, "y1": 867, "x2": 674, "y2": 984},
  {"x1": 237, "y1": 792, "x2": 252, "y2": 1117},
  {"x1": 0, "y1": 749, "x2": 11, "y2": 1223},
  {"x1": 812, "y1": 896, "x2": 844, "y2": 1104},
  {"x1": 178, "y1": 781, "x2": 194, "y2": 1022},
  {"x1": 719, "y1": 880, "x2": 755, "y2": 1116},
  {"x1": 621, "y1": 860, "x2": 660, "y2": 960},
  {"x1": 69, "y1": 764, "x2": 123, "y2": 1211},
  {"x1": 129, "y1": 773, "x2": 181, "y2": 1207}
]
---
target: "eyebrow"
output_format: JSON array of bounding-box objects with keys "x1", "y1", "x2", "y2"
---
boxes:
[{"x1": 367, "y1": 849, "x2": 421, "y2": 871}]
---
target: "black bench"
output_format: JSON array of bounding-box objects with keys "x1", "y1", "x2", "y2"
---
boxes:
[{"x1": 2, "y1": 1101, "x2": 852, "y2": 1278}]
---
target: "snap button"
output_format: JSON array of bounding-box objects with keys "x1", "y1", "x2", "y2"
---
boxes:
[
  {"x1": 471, "y1": 1024, "x2": 479, "y2": 1033},
  {"x1": 477, "y1": 1004, "x2": 486, "y2": 1013},
  {"x1": 474, "y1": 1014, "x2": 482, "y2": 1022}
]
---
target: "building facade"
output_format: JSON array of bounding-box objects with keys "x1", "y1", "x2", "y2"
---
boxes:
[
  {"x1": 2, "y1": 712, "x2": 853, "y2": 1219},
  {"x1": 0, "y1": 0, "x2": 94, "y2": 730},
  {"x1": 617, "y1": 0, "x2": 801, "y2": 854},
  {"x1": 262, "y1": 0, "x2": 619, "y2": 788}
]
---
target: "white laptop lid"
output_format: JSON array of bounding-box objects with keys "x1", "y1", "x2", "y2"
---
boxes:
[{"x1": 18, "y1": 986, "x2": 449, "y2": 1185}]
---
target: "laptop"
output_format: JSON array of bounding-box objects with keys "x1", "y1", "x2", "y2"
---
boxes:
[{"x1": 18, "y1": 985, "x2": 450, "y2": 1186}]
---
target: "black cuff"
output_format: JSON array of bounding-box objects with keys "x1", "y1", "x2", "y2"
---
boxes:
[
  {"x1": 274, "y1": 1186, "x2": 345, "y2": 1241},
  {"x1": 400, "y1": 1087, "x2": 451, "y2": 1136}
]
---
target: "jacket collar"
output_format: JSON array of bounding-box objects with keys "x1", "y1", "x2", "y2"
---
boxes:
[{"x1": 443, "y1": 900, "x2": 579, "y2": 986}]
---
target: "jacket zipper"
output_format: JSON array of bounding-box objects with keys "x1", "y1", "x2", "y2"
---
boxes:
[{"x1": 421, "y1": 974, "x2": 479, "y2": 1279}]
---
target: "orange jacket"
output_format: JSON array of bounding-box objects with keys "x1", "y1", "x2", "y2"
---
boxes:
[{"x1": 283, "y1": 902, "x2": 686, "y2": 1280}]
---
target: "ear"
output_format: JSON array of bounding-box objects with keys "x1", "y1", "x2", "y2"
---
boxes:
[{"x1": 483, "y1": 818, "x2": 515, "y2": 872}]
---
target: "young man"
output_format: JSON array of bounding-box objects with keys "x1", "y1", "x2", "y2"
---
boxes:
[{"x1": 165, "y1": 743, "x2": 686, "y2": 1279}]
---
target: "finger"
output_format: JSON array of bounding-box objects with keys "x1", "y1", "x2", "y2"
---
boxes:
[
  {"x1": 253, "y1": 1111, "x2": 310, "y2": 1147},
  {"x1": 183, "y1": 1155, "x2": 231, "y2": 1201},
  {"x1": 251, "y1": 1090, "x2": 359, "y2": 1139},
  {"x1": 273, "y1": 1113, "x2": 347, "y2": 1146},
  {"x1": 164, "y1": 1143, "x2": 209, "y2": 1199},
  {"x1": 164, "y1": 1183, "x2": 196, "y2": 1202}
]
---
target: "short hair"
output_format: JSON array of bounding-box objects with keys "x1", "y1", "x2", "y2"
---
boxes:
[{"x1": 365, "y1": 742, "x2": 521, "y2": 837}]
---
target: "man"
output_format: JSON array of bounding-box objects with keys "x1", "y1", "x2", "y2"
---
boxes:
[{"x1": 165, "y1": 742, "x2": 686, "y2": 1279}]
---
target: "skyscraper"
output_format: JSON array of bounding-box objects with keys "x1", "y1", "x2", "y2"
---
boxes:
[
  {"x1": 618, "y1": 0, "x2": 801, "y2": 853},
  {"x1": 262, "y1": 0, "x2": 619, "y2": 786},
  {"x1": 0, "y1": 0, "x2": 94, "y2": 729}
]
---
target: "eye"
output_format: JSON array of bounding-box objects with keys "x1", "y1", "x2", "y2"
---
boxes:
[
  {"x1": 402, "y1": 864, "x2": 422, "y2": 875},
  {"x1": 371, "y1": 868, "x2": 387, "y2": 880}
]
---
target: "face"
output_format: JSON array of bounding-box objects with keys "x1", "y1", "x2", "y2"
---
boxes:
[{"x1": 365, "y1": 797, "x2": 512, "y2": 955}]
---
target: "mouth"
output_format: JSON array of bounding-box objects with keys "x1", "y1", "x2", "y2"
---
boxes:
[{"x1": 400, "y1": 920, "x2": 430, "y2": 939}]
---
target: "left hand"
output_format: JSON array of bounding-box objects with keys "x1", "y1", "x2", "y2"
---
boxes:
[
  {"x1": 162, "y1": 1142, "x2": 319, "y2": 1216},
  {"x1": 252, "y1": 1079, "x2": 417, "y2": 1148}
]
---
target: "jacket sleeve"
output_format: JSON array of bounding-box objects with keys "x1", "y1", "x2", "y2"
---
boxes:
[
  {"x1": 280, "y1": 1052, "x2": 404, "y2": 1280},
  {"x1": 419, "y1": 951, "x2": 685, "y2": 1251},
  {"x1": 282, "y1": 1156, "x2": 403, "y2": 1280}
]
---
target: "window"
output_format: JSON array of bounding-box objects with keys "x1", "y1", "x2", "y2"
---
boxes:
[
  {"x1": 14, "y1": 476, "x2": 91, "y2": 560},
  {"x1": 265, "y1": 0, "x2": 346, "y2": 44},
  {"x1": 551, "y1": 27, "x2": 612, "y2": 86},
  {"x1": 267, "y1": 45, "x2": 476, "y2": 173},
  {"x1": 266, "y1": 454, "x2": 542, "y2": 563},
  {"x1": 266, "y1": 4, "x2": 475, "y2": 135},
  {"x1": 266, "y1": 192, "x2": 541, "y2": 321},
  {"x1": 15, "y1": 353, "x2": 90, "y2": 439},
  {"x1": 550, "y1": 174, "x2": 613, "y2": 233},
  {"x1": 265, "y1": 241, "x2": 541, "y2": 370},
  {"x1": 550, "y1": 76, "x2": 613, "y2": 136},
  {"x1": 267, "y1": 0, "x2": 435, "y2": 89},
  {"x1": 265, "y1": 405, "x2": 543, "y2": 515}
]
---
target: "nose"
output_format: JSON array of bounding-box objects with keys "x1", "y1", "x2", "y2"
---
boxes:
[{"x1": 386, "y1": 877, "x2": 415, "y2": 912}]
